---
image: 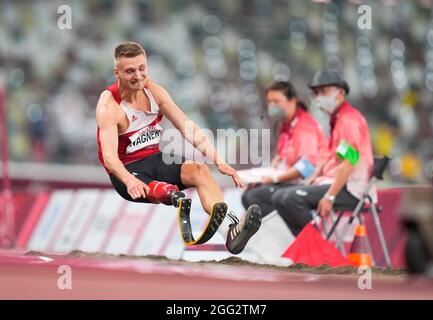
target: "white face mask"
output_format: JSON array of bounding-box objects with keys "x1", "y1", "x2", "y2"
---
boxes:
[
  {"x1": 267, "y1": 103, "x2": 286, "y2": 121},
  {"x1": 312, "y1": 90, "x2": 339, "y2": 115}
]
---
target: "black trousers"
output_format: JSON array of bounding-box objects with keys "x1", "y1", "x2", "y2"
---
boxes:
[
  {"x1": 241, "y1": 182, "x2": 296, "y2": 217},
  {"x1": 272, "y1": 184, "x2": 359, "y2": 236}
]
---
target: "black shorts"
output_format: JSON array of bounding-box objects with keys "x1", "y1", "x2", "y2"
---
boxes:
[{"x1": 109, "y1": 152, "x2": 188, "y2": 203}]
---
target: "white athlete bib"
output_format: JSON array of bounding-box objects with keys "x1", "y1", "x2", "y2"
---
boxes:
[{"x1": 126, "y1": 123, "x2": 162, "y2": 154}]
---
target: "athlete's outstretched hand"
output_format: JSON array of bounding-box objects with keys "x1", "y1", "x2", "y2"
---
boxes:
[
  {"x1": 125, "y1": 176, "x2": 150, "y2": 200},
  {"x1": 217, "y1": 163, "x2": 244, "y2": 188}
]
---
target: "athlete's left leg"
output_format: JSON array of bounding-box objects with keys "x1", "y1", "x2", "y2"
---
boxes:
[
  {"x1": 180, "y1": 161, "x2": 261, "y2": 254},
  {"x1": 156, "y1": 154, "x2": 261, "y2": 254},
  {"x1": 180, "y1": 161, "x2": 223, "y2": 214}
]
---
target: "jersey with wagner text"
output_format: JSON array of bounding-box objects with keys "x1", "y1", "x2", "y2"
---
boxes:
[{"x1": 97, "y1": 82, "x2": 163, "y2": 173}]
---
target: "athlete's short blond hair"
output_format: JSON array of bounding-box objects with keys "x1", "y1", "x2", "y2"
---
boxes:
[{"x1": 114, "y1": 42, "x2": 146, "y2": 60}]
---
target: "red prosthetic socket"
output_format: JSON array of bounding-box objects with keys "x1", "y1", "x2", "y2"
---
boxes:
[{"x1": 146, "y1": 180, "x2": 179, "y2": 205}]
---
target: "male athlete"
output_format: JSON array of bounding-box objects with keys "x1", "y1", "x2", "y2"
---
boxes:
[{"x1": 96, "y1": 41, "x2": 262, "y2": 254}]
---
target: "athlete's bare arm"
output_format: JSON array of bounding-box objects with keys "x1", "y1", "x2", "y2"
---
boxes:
[
  {"x1": 147, "y1": 80, "x2": 243, "y2": 188},
  {"x1": 96, "y1": 90, "x2": 150, "y2": 199}
]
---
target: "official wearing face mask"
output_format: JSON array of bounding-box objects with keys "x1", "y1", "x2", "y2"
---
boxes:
[
  {"x1": 272, "y1": 70, "x2": 377, "y2": 236},
  {"x1": 241, "y1": 81, "x2": 328, "y2": 218}
]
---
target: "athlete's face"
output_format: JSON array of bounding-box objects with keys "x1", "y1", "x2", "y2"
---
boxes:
[{"x1": 114, "y1": 54, "x2": 148, "y2": 90}]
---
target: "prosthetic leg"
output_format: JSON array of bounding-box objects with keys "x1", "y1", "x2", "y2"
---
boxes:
[
  {"x1": 146, "y1": 180, "x2": 228, "y2": 246},
  {"x1": 177, "y1": 198, "x2": 227, "y2": 245}
]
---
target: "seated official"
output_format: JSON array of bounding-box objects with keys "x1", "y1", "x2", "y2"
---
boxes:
[
  {"x1": 242, "y1": 81, "x2": 328, "y2": 217},
  {"x1": 272, "y1": 70, "x2": 376, "y2": 236}
]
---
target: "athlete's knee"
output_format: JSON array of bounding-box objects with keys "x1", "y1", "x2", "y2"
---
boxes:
[
  {"x1": 195, "y1": 163, "x2": 210, "y2": 176},
  {"x1": 181, "y1": 162, "x2": 210, "y2": 184}
]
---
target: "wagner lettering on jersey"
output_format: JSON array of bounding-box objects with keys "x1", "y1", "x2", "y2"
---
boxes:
[{"x1": 126, "y1": 124, "x2": 162, "y2": 154}]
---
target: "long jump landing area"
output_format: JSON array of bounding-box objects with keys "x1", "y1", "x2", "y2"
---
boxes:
[{"x1": 0, "y1": 250, "x2": 432, "y2": 300}]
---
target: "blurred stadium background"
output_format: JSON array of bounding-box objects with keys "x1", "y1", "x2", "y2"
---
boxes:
[
  {"x1": 1, "y1": 0, "x2": 433, "y2": 187},
  {"x1": 1, "y1": 0, "x2": 433, "y2": 296}
]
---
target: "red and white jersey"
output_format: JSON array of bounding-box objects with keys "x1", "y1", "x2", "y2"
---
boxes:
[{"x1": 97, "y1": 82, "x2": 163, "y2": 173}]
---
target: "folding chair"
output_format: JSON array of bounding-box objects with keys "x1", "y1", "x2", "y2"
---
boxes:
[
  {"x1": 320, "y1": 210, "x2": 346, "y2": 255},
  {"x1": 324, "y1": 156, "x2": 392, "y2": 267}
]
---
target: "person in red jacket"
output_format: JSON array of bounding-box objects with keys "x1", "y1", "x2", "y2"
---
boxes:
[
  {"x1": 96, "y1": 42, "x2": 261, "y2": 254},
  {"x1": 241, "y1": 81, "x2": 328, "y2": 217}
]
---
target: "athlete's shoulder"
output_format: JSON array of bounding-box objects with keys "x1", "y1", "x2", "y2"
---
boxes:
[
  {"x1": 146, "y1": 79, "x2": 171, "y2": 102},
  {"x1": 96, "y1": 89, "x2": 123, "y2": 123},
  {"x1": 97, "y1": 90, "x2": 118, "y2": 108},
  {"x1": 145, "y1": 79, "x2": 162, "y2": 90},
  {"x1": 105, "y1": 82, "x2": 121, "y2": 103},
  {"x1": 99, "y1": 89, "x2": 113, "y2": 101}
]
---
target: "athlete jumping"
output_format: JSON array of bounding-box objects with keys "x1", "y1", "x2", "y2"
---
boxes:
[{"x1": 96, "y1": 41, "x2": 262, "y2": 254}]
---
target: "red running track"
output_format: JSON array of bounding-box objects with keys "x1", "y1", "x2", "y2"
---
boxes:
[{"x1": 0, "y1": 250, "x2": 432, "y2": 300}]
